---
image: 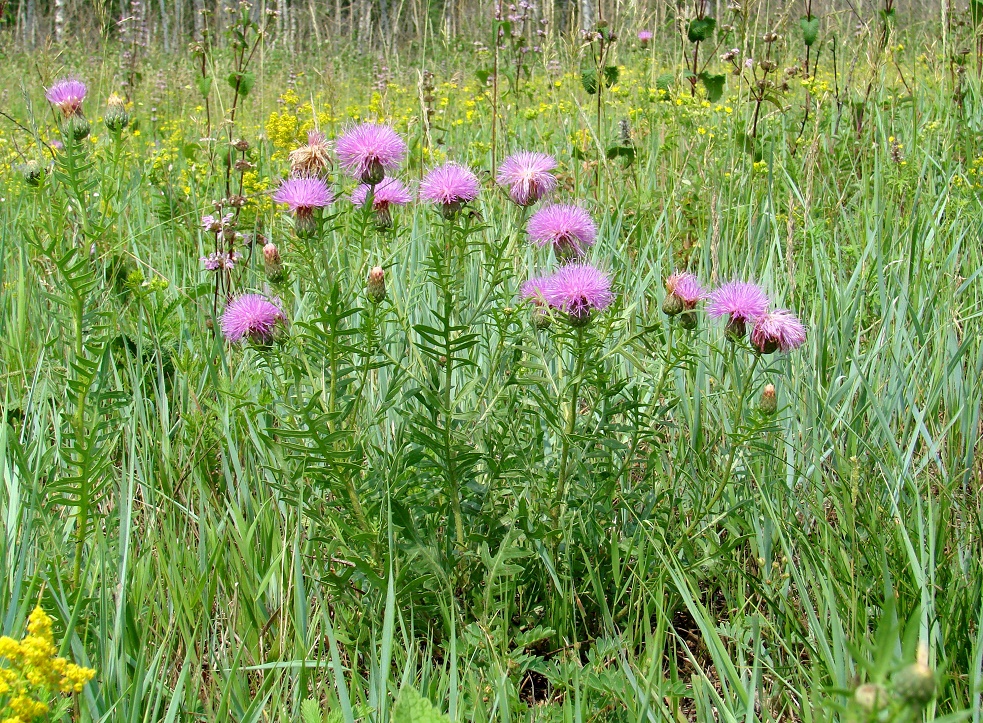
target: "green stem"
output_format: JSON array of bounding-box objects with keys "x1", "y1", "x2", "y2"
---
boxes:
[
  {"x1": 327, "y1": 311, "x2": 369, "y2": 533},
  {"x1": 554, "y1": 327, "x2": 586, "y2": 521},
  {"x1": 63, "y1": 135, "x2": 94, "y2": 241},
  {"x1": 442, "y1": 224, "x2": 465, "y2": 549},
  {"x1": 674, "y1": 353, "x2": 761, "y2": 550},
  {"x1": 71, "y1": 404, "x2": 87, "y2": 586}
]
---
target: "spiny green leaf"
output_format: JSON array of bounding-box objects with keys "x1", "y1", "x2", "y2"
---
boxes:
[{"x1": 392, "y1": 687, "x2": 450, "y2": 723}]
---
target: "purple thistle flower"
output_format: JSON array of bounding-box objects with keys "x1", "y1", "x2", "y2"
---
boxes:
[
  {"x1": 638, "y1": 30, "x2": 653, "y2": 43},
  {"x1": 273, "y1": 176, "x2": 333, "y2": 215},
  {"x1": 527, "y1": 204, "x2": 597, "y2": 258},
  {"x1": 750, "y1": 309, "x2": 807, "y2": 354},
  {"x1": 663, "y1": 271, "x2": 706, "y2": 328},
  {"x1": 519, "y1": 274, "x2": 553, "y2": 304},
  {"x1": 45, "y1": 78, "x2": 87, "y2": 117},
  {"x1": 542, "y1": 263, "x2": 615, "y2": 325},
  {"x1": 420, "y1": 162, "x2": 481, "y2": 217},
  {"x1": 496, "y1": 151, "x2": 557, "y2": 206},
  {"x1": 665, "y1": 272, "x2": 706, "y2": 308},
  {"x1": 351, "y1": 177, "x2": 412, "y2": 210},
  {"x1": 708, "y1": 280, "x2": 770, "y2": 340},
  {"x1": 352, "y1": 177, "x2": 412, "y2": 229},
  {"x1": 335, "y1": 123, "x2": 407, "y2": 184},
  {"x1": 221, "y1": 293, "x2": 286, "y2": 344},
  {"x1": 520, "y1": 274, "x2": 555, "y2": 329}
]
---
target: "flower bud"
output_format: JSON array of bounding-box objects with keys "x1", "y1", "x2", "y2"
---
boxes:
[
  {"x1": 853, "y1": 684, "x2": 888, "y2": 713},
  {"x1": 662, "y1": 293, "x2": 684, "y2": 317},
  {"x1": 367, "y1": 266, "x2": 386, "y2": 303},
  {"x1": 232, "y1": 138, "x2": 250, "y2": 152},
  {"x1": 679, "y1": 310, "x2": 698, "y2": 330},
  {"x1": 104, "y1": 93, "x2": 130, "y2": 133},
  {"x1": 532, "y1": 306, "x2": 552, "y2": 330},
  {"x1": 20, "y1": 160, "x2": 43, "y2": 187},
  {"x1": 724, "y1": 316, "x2": 747, "y2": 341},
  {"x1": 362, "y1": 159, "x2": 386, "y2": 186},
  {"x1": 759, "y1": 384, "x2": 777, "y2": 415},
  {"x1": 263, "y1": 242, "x2": 284, "y2": 283},
  {"x1": 65, "y1": 113, "x2": 91, "y2": 141},
  {"x1": 294, "y1": 213, "x2": 317, "y2": 238},
  {"x1": 893, "y1": 662, "x2": 936, "y2": 708}
]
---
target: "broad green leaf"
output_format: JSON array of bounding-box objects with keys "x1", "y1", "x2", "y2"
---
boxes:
[
  {"x1": 603, "y1": 65, "x2": 620, "y2": 86},
  {"x1": 194, "y1": 74, "x2": 212, "y2": 98},
  {"x1": 800, "y1": 16, "x2": 820, "y2": 46},
  {"x1": 581, "y1": 68, "x2": 598, "y2": 94},
  {"x1": 227, "y1": 71, "x2": 255, "y2": 97},
  {"x1": 698, "y1": 72, "x2": 726, "y2": 102},
  {"x1": 687, "y1": 17, "x2": 715, "y2": 43},
  {"x1": 606, "y1": 145, "x2": 636, "y2": 161}
]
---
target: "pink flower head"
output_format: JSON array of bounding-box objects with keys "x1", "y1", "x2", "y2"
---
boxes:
[
  {"x1": 519, "y1": 274, "x2": 553, "y2": 305},
  {"x1": 221, "y1": 293, "x2": 286, "y2": 344},
  {"x1": 708, "y1": 280, "x2": 769, "y2": 339},
  {"x1": 351, "y1": 177, "x2": 412, "y2": 210},
  {"x1": 708, "y1": 281, "x2": 769, "y2": 322},
  {"x1": 638, "y1": 30, "x2": 653, "y2": 42},
  {"x1": 420, "y1": 162, "x2": 480, "y2": 216},
  {"x1": 335, "y1": 123, "x2": 407, "y2": 184},
  {"x1": 273, "y1": 176, "x2": 333, "y2": 217},
  {"x1": 527, "y1": 204, "x2": 597, "y2": 258},
  {"x1": 45, "y1": 78, "x2": 87, "y2": 117},
  {"x1": 665, "y1": 271, "x2": 706, "y2": 309},
  {"x1": 750, "y1": 309, "x2": 807, "y2": 354},
  {"x1": 542, "y1": 262, "x2": 615, "y2": 325},
  {"x1": 496, "y1": 151, "x2": 557, "y2": 206}
]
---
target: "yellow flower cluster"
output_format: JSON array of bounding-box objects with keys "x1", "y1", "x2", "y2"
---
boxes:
[
  {"x1": 0, "y1": 607, "x2": 95, "y2": 723},
  {"x1": 265, "y1": 110, "x2": 302, "y2": 150}
]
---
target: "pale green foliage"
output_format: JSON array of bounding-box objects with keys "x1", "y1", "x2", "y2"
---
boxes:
[{"x1": 393, "y1": 687, "x2": 451, "y2": 723}]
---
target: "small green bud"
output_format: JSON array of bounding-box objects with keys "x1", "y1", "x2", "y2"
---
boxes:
[
  {"x1": 362, "y1": 159, "x2": 385, "y2": 185},
  {"x1": 367, "y1": 266, "x2": 386, "y2": 303},
  {"x1": 893, "y1": 662, "x2": 935, "y2": 707},
  {"x1": 65, "y1": 113, "x2": 91, "y2": 141},
  {"x1": 20, "y1": 160, "x2": 43, "y2": 187},
  {"x1": 853, "y1": 683, "x2": 888, "y2": 713},
  {"x1": 263, "y1": 242, "x2": 284, "y2": 284},
  {"x1": 104, "y1": 93, "x2": 130, "y2": 133},
  {"x1": 679, "y1": 309, "x2": 698, "y2": 330},
  {"x1": 759, "y1": 384, "x2": 777, "y2": 415},
  {"x1": 662, "y1": 293, "x2": 684, "y2": 317}
]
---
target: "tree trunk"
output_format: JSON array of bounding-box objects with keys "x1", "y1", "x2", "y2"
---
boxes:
[
  {"x1": 54, "y1": 0, "x2": 66, "y2": 42},
  {"x1": 580, "y1": 0, "x2": 594, "y2": 31}
]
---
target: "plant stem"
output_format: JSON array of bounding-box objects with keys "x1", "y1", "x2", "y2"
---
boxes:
[
  {"x1": 554, "y1": 326, "x2": 586, "y2": 521},
  {"x1": 674, "y1": 353, "x2": 760, "y2": 549},
  {"x1": 442, "y1": 224, "x2": 465, "y2": 549}
]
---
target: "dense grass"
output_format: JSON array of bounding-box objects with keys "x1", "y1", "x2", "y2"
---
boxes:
[{"x1": 0, "y1": 10, "x2": 982, "y2": 722}]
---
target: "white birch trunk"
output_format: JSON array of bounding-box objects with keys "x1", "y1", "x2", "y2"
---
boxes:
[{"x1": 54, "y1": 0, "x2": 65, "y2": 42}]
